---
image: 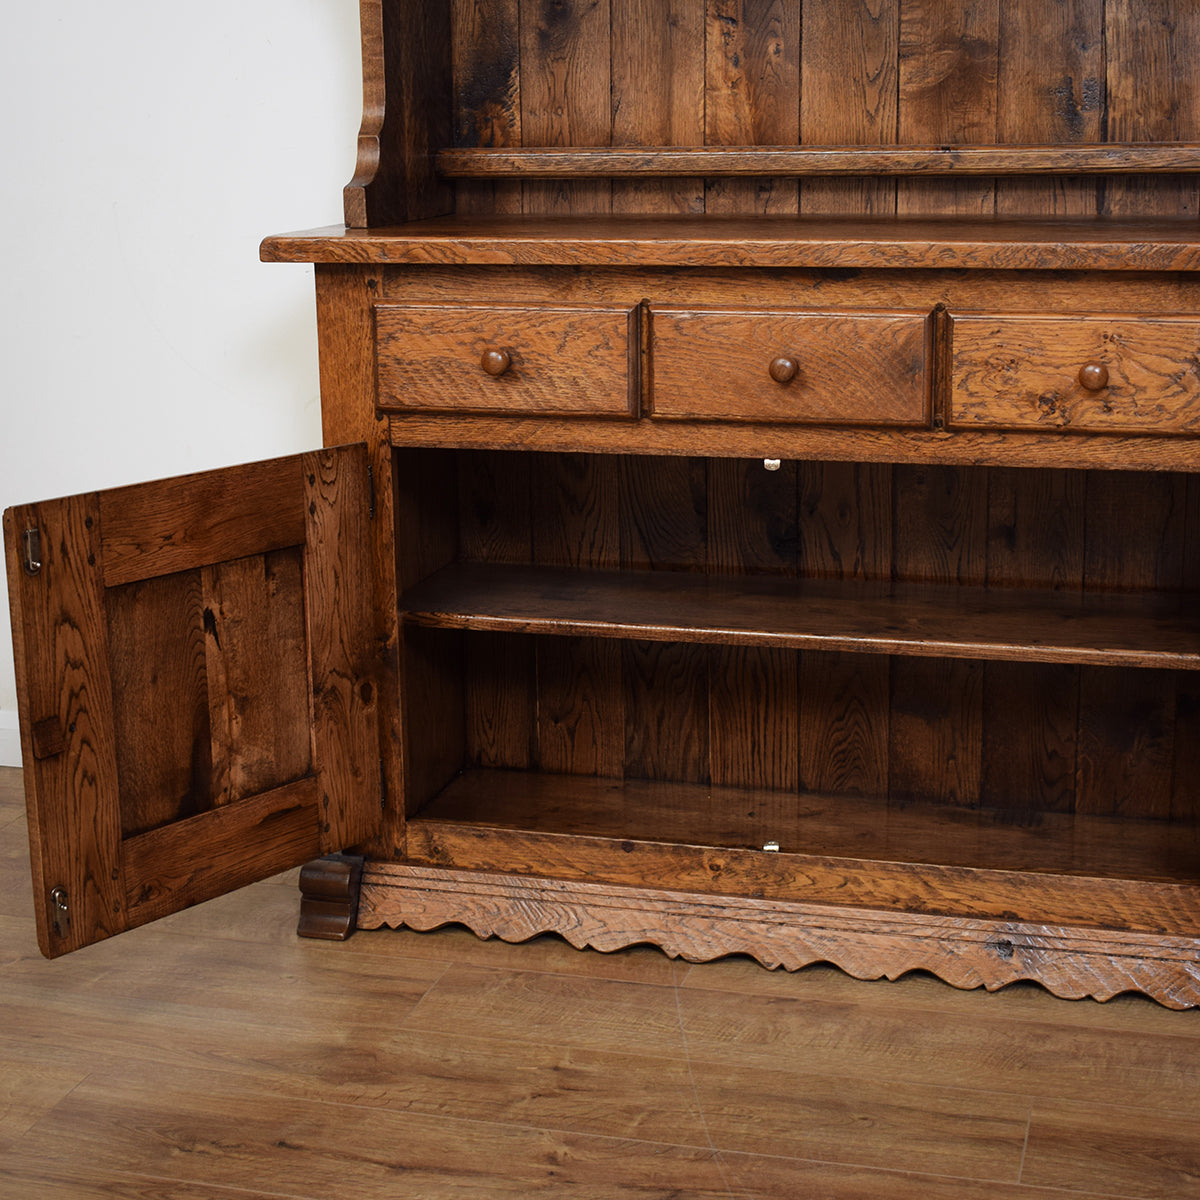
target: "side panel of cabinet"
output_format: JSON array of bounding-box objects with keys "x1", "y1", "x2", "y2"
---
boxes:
[{"x1": 4, "y1": 446, "x2": 382, "y2": 956}]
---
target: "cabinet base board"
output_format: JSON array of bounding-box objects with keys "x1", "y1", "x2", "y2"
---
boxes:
[{"x1": 354, "y1": 861, "x2": 1200, "y2": 1010}]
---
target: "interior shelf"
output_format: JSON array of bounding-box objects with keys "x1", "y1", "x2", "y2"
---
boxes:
[
  {"x1": 399, "y1": 562, "x2": 1200, "y2": 671},
  {"x1": 435, "y1": 142, "x2": 1200, "y2": 179},
  {"x1": 260, "y1": 214, "x2": 1200, "y2": 272},
  {"x1": 416, "y1": 769, "x2": 1200, "y2": 884},
  {"x1": 405, "y1": 769, "x2": 1200, "y2": 936}
]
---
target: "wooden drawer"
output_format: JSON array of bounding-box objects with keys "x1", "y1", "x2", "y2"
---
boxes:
[
  {"x1": 649, "y1": 307, "x2": 931, "y2": 425},
  {"x1": 374, "y1": 304, "x2": 638, "y2": 416},
  {"x1": 949, "y1": 313, "x2": 1200, "y2": 435}
]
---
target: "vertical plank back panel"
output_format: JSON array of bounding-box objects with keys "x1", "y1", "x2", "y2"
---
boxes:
[
  {"x1": 620, "y1": 457, "x2": 709, "y2": 781},
  {"x1": 1177, "y1": 477, "x2": 1200, "y2": 821},
  {"x1": 623, "y1": 639, "x2": 710, "y2": 783},
  {"x1": 897, "y1": 1, "x2": 999, "y2": 216},
  {"x1": 461, "y1": 451, "x2": 534, "y2": 769},
  {"x1": 519, "y1": 0, "x2": 613, "y2": 214},
  {"x1": 619, "y1": 457, "x2": 707, "y2": 572},
  {"x1": 1075, "y1": 471, "x2": 1188, "y2": 817},
  {"x1": 1105, "y1": 1, "x2": 1200, "y2": 216},
  {"x1": 533, "y1": 454, "x2": 623, "y2": 775},
  {"x1": 612, "y1": 0, "x2": 705, "y2": 213},
  {"x1": 706, "y1": 0, "x2": 801, "y2": 214},
  {"x1": 403, "y1": 626, "x2": 467, "y2": 813},
  {"x1": 459, "y1": 450, "x2": 530, "y2": 565},
  {"x1": 452, "y1": 0, "x2": 523, "y2": 215},
  {"x1": 996, "y1": 0, "x2": 1103, "y2": 215},
  {"x1": 396, "y1": 446, "x2": 469, "y2": 804},
  {"x1": 708, "y1": 461, "x2": 800, "y2": 792},
  {"x1": 795, "y1": 463, "x2": 892, "y2": 797},
  {"x1": 889, "y1": 465, "x2": 987, "y2": 807},
  {"x1": 980, "y1": 469, "x2": 1085, "y2": 813},
  {"x1": 799, "y1": 0, "x2": 897, "y2": 215}
]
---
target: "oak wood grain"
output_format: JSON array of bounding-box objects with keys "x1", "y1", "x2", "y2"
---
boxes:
[
  {"x1": 261, "y1": 215, "x2": 1200, "y2": 272},
  {"x1": 3, "y1": 496, "x2": 124, "y2": 956},
  {"x1": 705, "y1": 0, "x2": 801, "y2": 215},
  {"x1": 1105, "y1": 2, "x2": 1200, "y2": 218},
  {"x1": 801, "y1": 0, "x2": 896, "y2": 216},
  {"x1": 399, "y1": 560, "x2": 1200, "y2": 670},
  {"x1": 314, "y1": 267, "x2": 407, "y2": 860},
  {"x1": 951, "y1": 313, "x2": 1200, "y2": 434},
  {"x1": 408, "y1": 767, "x2": 1200, "y2": 903},
  {"x1": 202, "y1": 548, "x2": 311, "y2": 807},
  {"x1": 649, "y1": 307, "x2": 930, "y2": 425},
  {"x1": 344, "y1": 0, "x2": 454, "y2": 227},
  {"x1": 106, "y1": 568, "x2": 213, "y2": 836},
  {"x1": 518, "y1": 0, "x2": 612, "y2": 215},
  {"x1": 995, "y1": 0, "x2": 1104, "y2": 216},
  {"x1": 98, "y1": 455, "x2": 306, "y2": 588},
  {"x1": 361, "y1": 862, "x2": 1200, "y2": 1008},
  {"x1": 437, "y1": 143, "x2": 1200, "y2": 178},
  {"x1": 532, "y1": 453, "x2": 623, "y2": 777},
  {"x1": 451, "y1": 0, "x2": 522, "y2": 216},
  {"x1": 375, "y1": 302, "x2": 637, "y2": 416},
  {"x1": 303, "y1": 445, "x2": 383, "y2": 853},
  {"x1": 122, "y1": 779, "x2": 322, "y2": 925},
  {"x1": 611, "y1": 0, "x2": 704, "y2": 214},
  {"x1": 897, "y1": 1, "x2": 998, "y2": 216}
]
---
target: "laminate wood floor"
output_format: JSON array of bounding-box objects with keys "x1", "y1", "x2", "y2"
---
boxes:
[{"x1": 1, "y1": 764, "x2": 1197, "y2": 1199}]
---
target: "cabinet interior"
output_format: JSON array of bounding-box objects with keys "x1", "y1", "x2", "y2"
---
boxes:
[{"x1": 392, "y1": 447, "x2": 1200, "y2": 931}]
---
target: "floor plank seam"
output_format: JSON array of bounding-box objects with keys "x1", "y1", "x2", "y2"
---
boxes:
[
  {"x1": 54, "y1": 1161, "x2": 329, "y2": 1200},
  {"x1": 718, "y1": 1148, "x2": 1140, "y2": 1198},
  {"x1": 674, "y1": 978, "x2": 737, "y2": 1199},
  {"x1": 1017, "y1": 1100, "x2": 1033, "y2": 1185}
]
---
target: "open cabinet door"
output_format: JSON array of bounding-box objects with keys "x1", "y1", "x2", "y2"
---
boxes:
[{"x1": 4, "y1": 445, "x2": 382, "y2": 957}]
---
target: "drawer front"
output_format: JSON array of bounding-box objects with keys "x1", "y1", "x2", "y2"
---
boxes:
[
  {"x1": 950, "y1": 313, "x2": 1200, "y2": 435},
  {"x1": 650, "y1": 308, "x2": 931, "y2": 425},
  {"x1": 375, "y1": 304, "x2": 637, "y2": 416}
]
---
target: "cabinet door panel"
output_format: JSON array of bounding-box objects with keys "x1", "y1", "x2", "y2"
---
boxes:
[{"x1": 4, "y1": 445, "x2": 381, "y2": 957}]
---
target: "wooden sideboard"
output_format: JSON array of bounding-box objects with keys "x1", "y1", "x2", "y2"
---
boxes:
[{"x1": 6, "y1": 1, "x2": 1200, "y2": 1008}]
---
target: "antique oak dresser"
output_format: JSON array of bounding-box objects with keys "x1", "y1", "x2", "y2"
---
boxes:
[{"x1": 6, "y1": 1, "x2": 1200, "y2": 1008}]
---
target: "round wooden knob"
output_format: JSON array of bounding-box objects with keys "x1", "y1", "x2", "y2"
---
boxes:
[
  {"x1": 1077, "y1": 361, "x2": 1109, "y2": 391},
  {"x1": 768, "y1": 355, "x2": 799, "y2": 385},
  {"x1": 480, "y1": 348, "x2": 512, "y2": 377}
]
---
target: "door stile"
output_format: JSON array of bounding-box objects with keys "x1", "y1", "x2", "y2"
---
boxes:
[
  {"x1": 4, "y1": 493, "x2": 125, "y2": 956},
  {"x1": 304, "y1": 444, "x2": 383, "y2": 853}
]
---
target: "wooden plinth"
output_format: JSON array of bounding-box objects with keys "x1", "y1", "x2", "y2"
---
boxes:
[{"x1": 355, "y1": 862, "x2": 1200, "y2": 1010}]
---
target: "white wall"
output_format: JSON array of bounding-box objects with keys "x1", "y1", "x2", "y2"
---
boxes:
[{"x1": 0, "y1": 3, "x2": 364, "y2": 765}]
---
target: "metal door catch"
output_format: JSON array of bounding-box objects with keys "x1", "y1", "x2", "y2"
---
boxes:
[
  {"x1": 22, "y1": 528, "x2": 42, "y2": 574},
  {"x1": 50, "y1": 886, "x2": 69, "y2": 937}
]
